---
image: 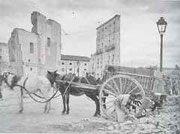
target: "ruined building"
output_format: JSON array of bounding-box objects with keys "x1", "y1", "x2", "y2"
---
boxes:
[
  {"x1": 90, "y1": 15, "x2": 121, "y2": 78},
  {"x1": 8, "y1": 12, "x2": 61, "y2": 75},
  {"x1": 0, "y1": 43, "x2": 9, "y2": 73}
]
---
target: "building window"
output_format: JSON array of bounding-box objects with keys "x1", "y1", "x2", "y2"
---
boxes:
[
  {"x1": 84, "y1": 63, "x2": 87, "y2": 66},
  {"x1": 84, "y1": 69, "x2": 87, "y2": 71},
  {"x1": 28, "y1": 59, "x2": 30, "y2": 62},
  {"x1": 69, "y1": 68, "x2": 72, "y2": 71},
  {"x1": 69, "y1": 63, "x2": 72, "y2": 65},
  {"x1": 47, "y1": 37, "x2": 51, "y2": 47},
  {"x1": 0, "y1": 56, "x2": 2, "y2": 60},
  {"x1": 62, "y1": 62, "x2": 65, "y2": 65},
  {"x1": 30, "y1": 68, "x2": 32, "y2": 71},
  {"x1": 30, "y1": 42, "x2": 34, "y2": 53}
]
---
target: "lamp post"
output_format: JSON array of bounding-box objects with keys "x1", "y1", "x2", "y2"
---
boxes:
[{"x1": 156, "y1": 17, "x2": 167, "y2": 72}]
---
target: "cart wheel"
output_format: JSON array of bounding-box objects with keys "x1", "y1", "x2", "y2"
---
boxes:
[{"x1": 99, "y1": 74, "x2": 145, "y2": 121}]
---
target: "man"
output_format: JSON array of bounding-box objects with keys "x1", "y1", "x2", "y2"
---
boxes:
[{"x1": 114, "y1": 94, "x2": 138, "y2": 122}]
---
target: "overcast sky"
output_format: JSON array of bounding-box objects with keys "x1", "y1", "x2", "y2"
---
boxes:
[{"x1": 0, "y1": 0, "x2": 180, "y2": 68}]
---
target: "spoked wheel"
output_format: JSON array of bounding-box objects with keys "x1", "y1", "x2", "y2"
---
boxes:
[{"x1": 99, "y1": 74, "x2": 145, "y2": 121}]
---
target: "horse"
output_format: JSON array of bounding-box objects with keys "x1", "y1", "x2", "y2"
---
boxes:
[
  {"x1": 47, "y1": 71, "x2": 101, "y2": 116},
  {"x1": 3, "y1": 71, "x2": 54, "y2": 113}
]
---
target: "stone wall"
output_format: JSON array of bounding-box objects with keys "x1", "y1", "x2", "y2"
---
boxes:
[{"x1": 8, "y1": 11, "x2": 62, "y2": 76}]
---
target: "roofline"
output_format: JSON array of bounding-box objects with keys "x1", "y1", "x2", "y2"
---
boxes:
[
  {"x1": 96, "y1": 14, "x2": 120, "y2": 30},
  {"x1": 12, "y1": 28, "x2": 37, "y2": 36},
  {"x1": 61, "y1": 59, "x2": 90, "y2": 62},
  {"x1": 61, "y1": 54, "x2": 90, "y2": 62},
  {"x1": 0, "y1": 42, "x2": 7, "y2": 45}
]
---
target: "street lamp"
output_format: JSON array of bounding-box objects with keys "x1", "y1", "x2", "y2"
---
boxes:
[{"x1": 156, "y1": 17, "x2": 167, "y2": 72}]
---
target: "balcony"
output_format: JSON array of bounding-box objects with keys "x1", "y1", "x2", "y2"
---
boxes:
[
  {"x1": 95, "y1": 50, "x2": 103, "y2": 55},
  {"x1": 105, "y1": 45, "x2": 115, "y2": 52}
]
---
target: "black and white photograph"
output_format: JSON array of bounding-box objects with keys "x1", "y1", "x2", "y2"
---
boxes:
[{"x1": 0, "y1": 0, "x2": 180, "y2": 133}]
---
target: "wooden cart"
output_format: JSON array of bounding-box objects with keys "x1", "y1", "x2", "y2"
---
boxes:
[
  {"x1": 98, "y1": 65, "x2": 158, "y2": 120},
  {"x1": 63, "y1": 65, "x2": 160, "y2": 121}
]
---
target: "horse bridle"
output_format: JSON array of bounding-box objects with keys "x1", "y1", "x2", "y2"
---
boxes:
[{"x1": 2, "y1": 72, "x2": 27, "y2": 90}]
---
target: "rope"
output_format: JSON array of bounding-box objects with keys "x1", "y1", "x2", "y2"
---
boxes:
[
  {"x1": 16, "y1": 84, "x2": 59, "y2": 103},
  {"x1": 33, "y1": 91, "x2": 61, "y2": 99},
  {"x1": 13, "y1": 77, "x2": 59, "y2": 103}
]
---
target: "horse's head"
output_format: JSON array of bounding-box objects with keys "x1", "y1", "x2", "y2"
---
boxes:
[
  {"x1": 3, "y1": 72, "x2": 19, "y2": 90},
  {"x1": 47, "y1": 70, "x2": 59, "y2": 86}
]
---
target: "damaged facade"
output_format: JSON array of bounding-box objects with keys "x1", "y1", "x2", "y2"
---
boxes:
[
  {"x1": 8, "y1": 11, "x2": 61, "y2": 75},
  {"x1": 90, "y1": 15, "x2": 121, "y2": 78}
]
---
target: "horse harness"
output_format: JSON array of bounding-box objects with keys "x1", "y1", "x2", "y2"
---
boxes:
[{"x1": 5, "y1": 75, "x2": 58, "y2": 103}]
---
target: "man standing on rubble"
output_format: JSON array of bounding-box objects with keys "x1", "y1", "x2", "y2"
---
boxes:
[{"x1": 114, "y1": 94, "x2": 137, "y2": 122}]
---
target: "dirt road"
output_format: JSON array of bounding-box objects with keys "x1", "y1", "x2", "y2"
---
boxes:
[{"x1": 0, "y1": 90, "x2": 180, "y2": 133}]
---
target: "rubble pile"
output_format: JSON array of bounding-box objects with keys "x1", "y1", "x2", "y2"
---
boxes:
[{"x1": 59, "y1": 96, "x2": 180, "y2": 133}]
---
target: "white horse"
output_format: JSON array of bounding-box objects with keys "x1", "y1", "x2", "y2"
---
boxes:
[{"x1": 4, "y1": 72, "x2": 53, "y2": 113}]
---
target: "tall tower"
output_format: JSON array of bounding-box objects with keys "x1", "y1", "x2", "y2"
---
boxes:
[{"x1": 91, "y1": 15, "x2": 121, "y2": 78}]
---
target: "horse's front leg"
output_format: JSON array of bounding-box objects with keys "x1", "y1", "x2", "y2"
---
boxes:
[
  {"x1": 18, "y1": 89, "x2": 24, "y2": 113},
  {"x1": 43, "y1": 92, "x2": 51, "y2": 113},
  {"x1": 62, "y1": 95, "x2": 66, "y2": 114},
  {"x1": 45, "y1": 101, "x2": 51, "y2": 113},
  {"x1": 94, "y1": 96, "x2": 100, "y2": 117},
  {"x1": 66, "y1": 92, "x2": 70, "y2": 114}
]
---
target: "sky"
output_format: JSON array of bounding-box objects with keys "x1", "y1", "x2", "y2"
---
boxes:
[{"x1": 0, "y1": 0, "x2": 180, "y2": 68}]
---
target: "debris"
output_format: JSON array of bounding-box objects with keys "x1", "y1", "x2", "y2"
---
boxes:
[{"x1": 107, "y1": 125, "x2": 115, "y2": 131}]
